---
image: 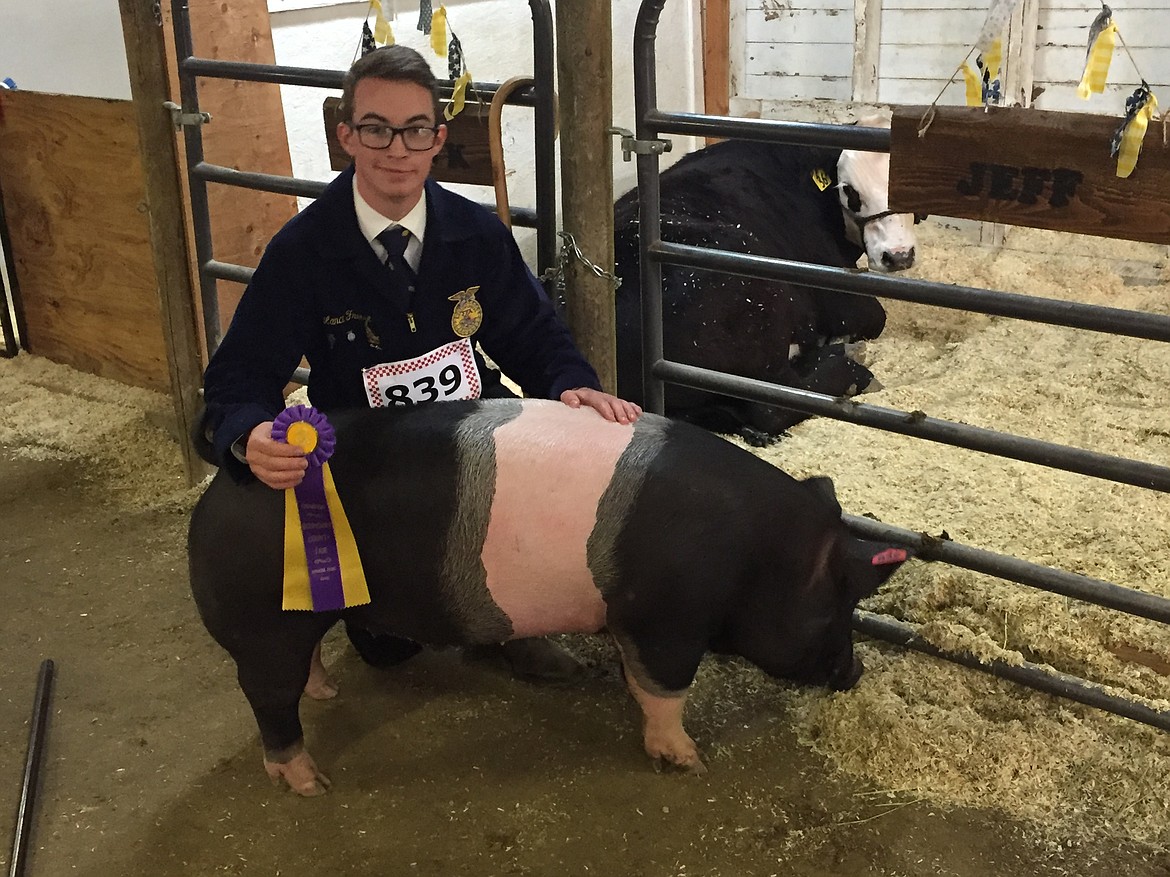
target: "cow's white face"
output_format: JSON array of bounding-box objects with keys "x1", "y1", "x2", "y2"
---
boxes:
[{"x1": 836, "y1": 118, "x2": 920, "y2": 272}]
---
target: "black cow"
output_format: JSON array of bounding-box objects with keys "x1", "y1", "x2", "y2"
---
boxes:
[{"x1": 614, "y1": 122, "x2": 919, "y2": 446}]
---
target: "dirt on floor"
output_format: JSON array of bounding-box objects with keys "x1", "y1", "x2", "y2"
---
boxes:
[
  {"x1": 2, "y1": 450, "x2": 1168, "y2": 877},
  {"x1": 3, "y1": 223, "x2": 1170, "y2": 876}
]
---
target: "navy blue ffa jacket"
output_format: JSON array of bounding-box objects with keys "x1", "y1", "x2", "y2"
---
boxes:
[{"x1": 201, "y1": 166, "x2": 600, "y2": 480}]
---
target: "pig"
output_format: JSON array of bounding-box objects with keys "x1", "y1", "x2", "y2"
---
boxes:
[{"x1": 188, "y1": 399, "x2": 910, "y2": 795}]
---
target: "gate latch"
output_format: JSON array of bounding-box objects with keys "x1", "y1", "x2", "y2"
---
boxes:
[
  {"x1": 163, "y1": 100, "x2": 211, "y2": 130},
  {"x1": 608, "y1": 127, "x2": 672, "y2": 162}
]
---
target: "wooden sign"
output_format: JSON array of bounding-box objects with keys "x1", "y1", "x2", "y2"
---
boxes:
[
  {"x1": 889, "y1": 105, "x2": 1170, "y2": 245},
  {"x1": 322, "y1": 96, "x2": 495, "y2": 187}
]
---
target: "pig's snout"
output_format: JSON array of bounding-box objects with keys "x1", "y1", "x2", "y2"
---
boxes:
[{"x1": 828, "y1": 654, "x2": 864, "y2": 691}]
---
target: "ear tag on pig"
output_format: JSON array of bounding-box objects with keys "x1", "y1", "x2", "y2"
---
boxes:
[
  {"x1": 272, "y1": 405, "x2": 371, "y2": 612},
  {"x1": 811, "y1": 168, "x2": 833, "y2": 191},
  {"x1": 871, "y1": 547, "x2": 908, "y2": 566}
]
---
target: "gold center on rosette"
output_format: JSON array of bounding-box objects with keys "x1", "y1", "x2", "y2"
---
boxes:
[{"x1": 285, "y1": 421, "x2": 319, "y2": 454}]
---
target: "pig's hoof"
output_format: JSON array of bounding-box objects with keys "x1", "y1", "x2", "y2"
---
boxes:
[
  {"x1": 304, "y1": 663, "x2": 339, "y2": 701},
  {"x1": 264, "y1": 750, "x2": 332, "y2": 797},
  {"x1": 645, "y1": 738, "x2": 706, "y2": 775},
  {"x1": 650, "y1": 754, "x2": 708, "y2": 776}
]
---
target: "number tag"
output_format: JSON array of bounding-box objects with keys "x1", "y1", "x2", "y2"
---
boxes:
[{"x1": 362, "y1": 337, "x2": 481, "y2": 408}]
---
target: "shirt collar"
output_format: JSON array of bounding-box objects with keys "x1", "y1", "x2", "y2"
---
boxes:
[{"x1": 352, "y1": 176, "x2": 428, "y2": 245}]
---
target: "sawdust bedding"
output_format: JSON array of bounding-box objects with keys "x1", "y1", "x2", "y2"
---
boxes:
[
  {"x1": 756, "y1": 223, "x2": 1170, "y2": 848},
  {"x1": 2, "y1": 222, "x2": 1168, "y2": 847}
]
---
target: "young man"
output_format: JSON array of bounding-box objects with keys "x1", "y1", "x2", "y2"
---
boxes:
[{"x1": 199, "y1": 45, "x2": 640, "y2": 691}]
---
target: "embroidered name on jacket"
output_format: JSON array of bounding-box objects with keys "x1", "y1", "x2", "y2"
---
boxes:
[{"x1": 323, "y1": 311, "x2": 381, "y2": 350}]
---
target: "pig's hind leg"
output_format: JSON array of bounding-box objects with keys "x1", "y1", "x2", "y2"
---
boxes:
[
  {"x1": 230, "y1": 624, "x2": 335, "y2": 796},
  {"x1": 613, "y1": 634, "x2": 708, "y2": 775}
]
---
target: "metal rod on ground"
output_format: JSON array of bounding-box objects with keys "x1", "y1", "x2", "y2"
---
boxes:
[
  {"x1": 853, "y1": 612, "x2": 1170, "y2": 732},
  {"x1": 9, "y1": 659, "x2": 55, "y2": 877}
]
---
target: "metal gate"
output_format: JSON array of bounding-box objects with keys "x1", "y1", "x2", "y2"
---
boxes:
[
  {"x1": 632, "y1": 0, "x2": 1170, "y2": 731},
  {"x1": 170, "y1": 0, "x2": 559, "y2": 360}
]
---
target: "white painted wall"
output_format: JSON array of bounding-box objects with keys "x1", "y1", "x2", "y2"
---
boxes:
[
  {"x1": 0, "y1": 0, "x2": 701, "y2": 275},
  {"x1": 0, "y1": 0, "x2": 131, "y2": 99},
  {"x1": 268, "y1": 0, "x2": 703, "y2": 233},
  {"x1": 732, "y1": 0, "x2": 1170, "y2": 119}
]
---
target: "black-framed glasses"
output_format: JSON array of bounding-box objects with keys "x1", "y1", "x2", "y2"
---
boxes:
[{"x1": 352, "y1": 123, "x2": 440, "y2": 151}]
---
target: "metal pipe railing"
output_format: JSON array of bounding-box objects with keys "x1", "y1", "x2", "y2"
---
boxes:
[
  {"x1": 649, "y1": 241, "x2": 1170, "y2": 342},
  {"x1": 655, "y1": 361, "x2": 1170, "y2": 492},
  {"x1": 843, "y1": 515, "x2": 1170, "y2": 623},
  {"x1": 632, "y1": 0, "x2": 1170, "y2": 734},
  {"x1": 854, "y1": 612, "x2": 1170, "y2": 732},
  {"x1": 171, "y1": 0, "x2": 559, "y2": 356}
]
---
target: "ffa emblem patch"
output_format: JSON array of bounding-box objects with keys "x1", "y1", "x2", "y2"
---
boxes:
[{"x1": 448, "y1": 285, "x2": 483, "y2": 338}]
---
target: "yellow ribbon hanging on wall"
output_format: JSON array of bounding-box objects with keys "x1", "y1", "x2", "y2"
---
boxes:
[
  {"x1": 446, "y1": 70, "x2": 472, "y2": 120},
  {"x1": 430, "y1": 5, "x2": 448, "y2": 56},
  {"x1": 961, "y1": 62, "x2": 983, "y2": 106},
  {"x1": 1077, "y1": 22, "x2": 1118, "y2": 99},
  {"x1": 370, "y1": 0, "x2": 394, "y2": 45},
  {"x1": 1116, "y1": 92, "x2": 1158, "y2": 179}
]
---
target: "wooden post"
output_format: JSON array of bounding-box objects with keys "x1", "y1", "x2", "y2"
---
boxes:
[
  {"x1": 851, "y1": 0, "x2": 881, "y2": 104},
  {"x1": 702, "y1": 0, "x2": 730, "y2": 130},
  {"x1": 555, "y1": 1, "x2": 617, "y2": 394},
  {"x1": 117, "y1": 0, "x2": 208, "y2": 485}
]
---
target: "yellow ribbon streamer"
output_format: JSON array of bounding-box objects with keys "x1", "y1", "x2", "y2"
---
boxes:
[
  {"x1": 430, "y1": 5, "x2": 448, "y2": 56},
  {"x1": 961, "y1": 62, "x2": 984, "y2": 106},
  {"x1": 445, "y1": 69, "x2": 472, "y2": 120},
  {"x1": 1077, "y1": 22, "x2": 1117, "y2": 99},
  {"x1": 1116, "y1": 92, "x2": 1158, "y2": 179},
  {"x1": 982, "y1": 39, "x2": 1002, "y2": 85},
  {"x1": 369, "y1": 0, "x2": 394, "y2": 45},
  {"x1": 282, "y1": 463, "x2": 371, "y2": 612}
]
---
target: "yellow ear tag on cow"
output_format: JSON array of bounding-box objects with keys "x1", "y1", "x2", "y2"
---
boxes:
[
  {"x1": 811, "y1": 168, "x2": 832, "y2": 191},
  {"x1": 285, "y1": 422, "x2": 319, "y2": 454}
]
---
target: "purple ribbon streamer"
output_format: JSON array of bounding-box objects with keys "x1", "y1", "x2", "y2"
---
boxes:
[{"x1": 293, "y1": 466, "x2": 346, "y2": 612}]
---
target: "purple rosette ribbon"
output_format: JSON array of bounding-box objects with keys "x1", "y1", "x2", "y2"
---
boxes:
[{"x1": 272, "y1": 406, "x2": 347, "y2": 612}]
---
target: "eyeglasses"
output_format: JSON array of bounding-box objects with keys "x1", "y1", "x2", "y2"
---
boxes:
[{"x1": 351, "y1": 123, "x2": 440, "y2": 151}]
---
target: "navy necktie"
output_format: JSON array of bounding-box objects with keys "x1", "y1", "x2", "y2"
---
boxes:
[{"x1": 376, "y1": 227, "x2": 416, "y2": 283}]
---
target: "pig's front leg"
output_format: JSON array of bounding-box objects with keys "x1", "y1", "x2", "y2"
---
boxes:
[
  {"x1": 264, "y1": 740, "x2": 331, "y2": 796},
  {"x1": 618, "y1": 651, "x2": 706, "y2": 775}
]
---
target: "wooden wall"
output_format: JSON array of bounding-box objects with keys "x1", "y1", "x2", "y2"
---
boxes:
[
  {"x1": 0, "y1": 0, "x2": 297, "y2": 391},
  {"x1": 184, "y1": 0, "x2": 298, "y2": 336},
  {"x1": 0, "y1": 90, "x2": 170, "y2": 390}
]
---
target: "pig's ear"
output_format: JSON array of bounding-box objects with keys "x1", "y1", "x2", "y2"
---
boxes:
[
  {"x1": 843, "y1": 539, "x2": 912, "y2": 601},
  {"x1": 802, "y1": 476, "x2": 842, "y2": 515}
]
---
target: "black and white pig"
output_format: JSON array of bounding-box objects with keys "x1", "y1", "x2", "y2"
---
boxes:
[{"x1": 188, "y1": 399, "x2": 910, "y2": 795}]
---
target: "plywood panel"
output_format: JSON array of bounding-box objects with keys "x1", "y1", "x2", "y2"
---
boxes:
[
  {"x1": 188, "y1": 0, "x2": 298, "y2": 334},
  {"x1": 0, "y1": 90, "x2": 168, "y2": 390}
]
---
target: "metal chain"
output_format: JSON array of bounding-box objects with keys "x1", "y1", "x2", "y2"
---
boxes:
[{"x1": 539, "y1": 231, "x2": 622, "y2": 299}]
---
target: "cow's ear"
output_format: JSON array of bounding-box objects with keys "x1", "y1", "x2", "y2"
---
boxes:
[
  {"x1": 843, "y1": 539, "x2": 912, "y2": 601},
  {"x1": 802, "y1": 476, "x2": 841, "y2": 515}
]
